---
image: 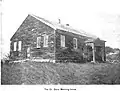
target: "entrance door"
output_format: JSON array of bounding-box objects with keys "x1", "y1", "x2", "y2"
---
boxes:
[{"x1": 95, "y1": 46, "x2": 102, "y2": 62}]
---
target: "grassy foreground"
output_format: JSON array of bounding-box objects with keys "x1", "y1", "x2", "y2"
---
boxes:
[{"x1": 1, "y1": 61, "x2": 120, "y2": 85}]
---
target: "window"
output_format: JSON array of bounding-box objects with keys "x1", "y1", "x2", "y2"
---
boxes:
[
  {"x1": 43, "y1": 34, "x2": 48, "y2": 47},
  {"x1": 73, "y1": 38, "x2": 77, "y2": 49},
  {"x1": 13, "y1": 42, "x2": 17, "y2": 51},
  {"x1": 61, "y1": 35, "x2": 65, "y2": 47},
  {"x1": 27, "y1": 47, "x2": 30, "y2": 58},
  {"x1": 37, "y1": 36, "x2": 41, "y2": 48},
  {"x1": 18, "y1": 41, "x2": 22, "y2": 51}
]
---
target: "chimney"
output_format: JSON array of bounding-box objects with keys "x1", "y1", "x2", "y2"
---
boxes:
[
  {"x1": 58, "y1": 18, "x2": 61, "y2": 24},
  {"x1": 66, "y1": 24, "x2": 69, "y2": 26}
]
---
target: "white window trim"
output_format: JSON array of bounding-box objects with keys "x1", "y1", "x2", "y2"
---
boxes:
[
  {"x1": 73, "y1": 38, "x2": 77, "y2": 49},
  {"x1": 27, "y1": 47, "x2": 30, "y2": 57},
  {"x1": 13, "y1": 42, "x2": 17, "y2": 51},
  {"x1": 37, "y1": 37, "x2": 41, "y2": 48},
  {"x1": 43, "y1": 34, "x2": 48, "y2": 47},
  {"x1": 61, "y1": 35, "x2": 65, "y2": 47},
  {"x1": 18, "y1": 41, "x2": 22, "y2": 51}
]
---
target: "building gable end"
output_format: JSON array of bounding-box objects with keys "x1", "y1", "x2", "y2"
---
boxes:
[{"x1": 29, "y1": 14, "x2": 56, "y2": 30}]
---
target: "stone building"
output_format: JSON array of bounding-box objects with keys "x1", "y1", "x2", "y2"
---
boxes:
[{"x1": 10, "y1": 14, "x2": 106, "y2": 62}]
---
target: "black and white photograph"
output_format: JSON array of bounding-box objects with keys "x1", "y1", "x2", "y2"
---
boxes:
[{"x1": 0, "y1": 0, "x2": 120, "y2": 90}]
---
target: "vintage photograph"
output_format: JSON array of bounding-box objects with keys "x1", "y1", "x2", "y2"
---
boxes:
[{"x1": 1, "y1": 0, "x2": 120, "y2": 85}]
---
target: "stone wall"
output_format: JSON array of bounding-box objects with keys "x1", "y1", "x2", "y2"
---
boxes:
[
  {"x1": 10, "y1": 15, "x2": 55, "y2": 60},
  {"x1": 55, "y1": 29, "x2": 85, "y2": 62}
]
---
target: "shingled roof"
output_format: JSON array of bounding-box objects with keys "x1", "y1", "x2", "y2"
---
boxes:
[{"x1": 30, "y1": 14, "x2": 98, "y2": 39}]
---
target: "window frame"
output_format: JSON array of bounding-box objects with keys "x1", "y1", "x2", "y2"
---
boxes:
[
  {"x1": 37, "y1": 36, "x2": 41, "y2": 48},
  {"x1": 18, "y1": 41, "x2": 22, "y2": 51},
  {"x1": 60, "y1": 35, "x2": 65, "y2": 47},
  {"x1": 73, "y1": 38, "x2": 78, "y2": 49},
  {"x1": 43, "y1": 34, "x2": 48, "y2": 47},
  {"x1": 13, "y1": 42, "x2": 17, "y2": 51}
]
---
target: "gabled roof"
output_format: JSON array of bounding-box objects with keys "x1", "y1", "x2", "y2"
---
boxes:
[
  {"x1": 30, "y1": 14, "x2": 57, "y2": 30},
  {"x1": 30, "y1": 14, "x2": 98, "y2": 39},
  {"x1": 85, "y1": 38, "x2": 106, "y2": 43}
]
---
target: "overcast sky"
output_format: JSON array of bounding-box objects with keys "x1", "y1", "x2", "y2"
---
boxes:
[{"x1": 1, "y1": 0, "x2": 120, "y2": 57}]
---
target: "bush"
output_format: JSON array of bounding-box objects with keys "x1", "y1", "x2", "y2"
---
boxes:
[
  {"x1": 105, "y1": 46, "x2": 114, "y2": 54},
  {"x1": 56, "y1": 48, "x2": 84, "y2": 63},
  {"x1": 116, "y1": 51, "x2": 120, "y2": 60},
  {"x1": 1, "y1": 53, "x2": 12, "y2": 64},
  {"x1": 106, "y1": 51, "x2": 120, "y2": 63}
]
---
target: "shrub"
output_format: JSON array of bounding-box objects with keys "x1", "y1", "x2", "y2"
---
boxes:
[{"x1": 1, "y1": 53, "x2": 12, "y2": 64}]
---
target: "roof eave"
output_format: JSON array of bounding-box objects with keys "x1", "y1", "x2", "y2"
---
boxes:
[{"x1": 29, "y1": 14, "x2": 57, "y2": 30}]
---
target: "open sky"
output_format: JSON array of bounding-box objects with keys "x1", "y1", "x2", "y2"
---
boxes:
[{"x1": 1, "y1": 0, "x2": 120, "y2": 57}]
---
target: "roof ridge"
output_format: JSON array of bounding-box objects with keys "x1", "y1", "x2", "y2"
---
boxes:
[{"x1": 29, "y1": 14, "x2": 98, "y2": 39}]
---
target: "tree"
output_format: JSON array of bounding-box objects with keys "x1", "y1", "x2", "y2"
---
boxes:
[
  {"x1": 105, "y1": 46, "x2": 114, "y2": 54},
  {"x1": 116, "y1": 50, "x2": 120, "y2": 60}
]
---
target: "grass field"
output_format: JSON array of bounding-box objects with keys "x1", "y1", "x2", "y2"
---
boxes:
[{"x1": 1, "y1": 61, "x2": 120, "y2": 85}]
